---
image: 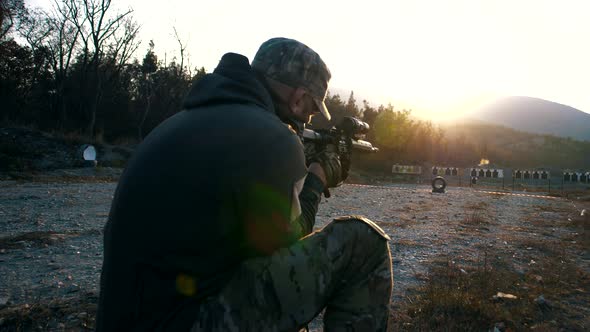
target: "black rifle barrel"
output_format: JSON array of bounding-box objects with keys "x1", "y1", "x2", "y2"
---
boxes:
[{"x1": 302, "y1": 129, "x2": 379, "y2": 153}]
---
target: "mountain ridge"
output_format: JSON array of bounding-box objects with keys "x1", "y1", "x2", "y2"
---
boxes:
[{"x1": 466, "y1": 96, "x2": 590, "y2": 142}]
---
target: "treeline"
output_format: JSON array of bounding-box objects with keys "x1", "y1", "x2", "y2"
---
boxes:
[
  {"x1": 2, "y1": 0, "x2": 589, "y2": 171},
  {"x1": 311, "y1": 92, "x2": 470, "y2": 172},
  {"x1": 0, "y1": 0, "x2": 204, "y2": 142}
]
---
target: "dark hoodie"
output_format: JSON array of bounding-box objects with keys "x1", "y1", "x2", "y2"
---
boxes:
[{"x1": 96, "y1": 53, "x2": 324, "y2": 331}]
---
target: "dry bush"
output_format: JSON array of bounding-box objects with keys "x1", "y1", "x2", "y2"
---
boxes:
[{"x1": 461, "y1": 208, "x2": 488, "y2": 226}]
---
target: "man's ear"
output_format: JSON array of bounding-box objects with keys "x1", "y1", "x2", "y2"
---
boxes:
[{"x1": 287, "y1": 87, "x2": 307, "y2": 114}]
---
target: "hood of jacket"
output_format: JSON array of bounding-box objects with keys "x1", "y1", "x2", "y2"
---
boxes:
[{"x1": 183, "y1": 53, "x2": 275, "y2": 113}]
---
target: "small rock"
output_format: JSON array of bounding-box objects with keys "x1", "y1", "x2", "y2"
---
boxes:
[
  {"x1": 494, "y1": 322, "x2": 506, "y2": 332},
  {"x1": 535, "y1": 295, "x2": 552, "y2": 310},
  {"x1": 492, "y1": 292, "x2": 518, "y2": 301},
  {"x1": 48, "y1": 263, "x2": 61, "y2": 270},
  {"x1": 47, "y1": 319, "x2": 60, "y2": 329},
  {"x1": 67, "y1": 286, "x2": 80, "y2": 294},
  {"x1": 0, "y1": 296, "x2": 9, "y2": 309}
]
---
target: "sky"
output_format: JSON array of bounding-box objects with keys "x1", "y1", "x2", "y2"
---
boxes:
[{"x1": 28, "y1": 0, "x2": 590, "y2": 120}]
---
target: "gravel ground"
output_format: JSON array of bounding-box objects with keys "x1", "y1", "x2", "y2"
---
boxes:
[{"x1": 0, "y1": 174, "x2": 588, "y2": 330}]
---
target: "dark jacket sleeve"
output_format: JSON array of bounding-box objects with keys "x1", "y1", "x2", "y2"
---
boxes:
[{"x1": 295, "y1": 172, "x2": 324, "y2": 235}]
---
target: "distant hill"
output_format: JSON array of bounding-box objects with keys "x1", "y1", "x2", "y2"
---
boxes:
[
  {"x1": 467, "y1": 96, "x2": 590, "y2": 142},
  {"x1": 442, "y1": 121, "x2": 590, "y2": 169}
]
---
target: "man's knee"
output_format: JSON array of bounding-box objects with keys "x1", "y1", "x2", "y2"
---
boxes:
[
  {"x1": 323, "y1": 215, "x2": 391, "y2": 261},
  {"x1": 329, "y1": 215, "x2": 389, "y2": 242}
]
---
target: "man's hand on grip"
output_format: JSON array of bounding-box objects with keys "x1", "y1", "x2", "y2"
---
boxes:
[{"x1": 310, "y1": 150, "x2": 346, "y2": 188}]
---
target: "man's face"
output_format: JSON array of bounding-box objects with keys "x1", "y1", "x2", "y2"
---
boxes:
[{"x1": 289, "y1": 90, "x2": 321, "y2": 124}]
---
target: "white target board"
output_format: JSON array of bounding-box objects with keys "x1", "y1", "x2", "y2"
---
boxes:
[{"x1": 393, "y1": 165, "x2": 422, "y2": 175}]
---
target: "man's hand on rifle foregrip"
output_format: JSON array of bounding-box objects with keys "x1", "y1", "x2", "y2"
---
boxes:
[{"x1": 308, "y1": 148, "x2": 350, "y2": 198}]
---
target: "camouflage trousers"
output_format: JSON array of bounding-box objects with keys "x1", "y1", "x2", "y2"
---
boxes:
[{"x1": 191, "y1": 216, "x2": 393, "y2": 332}]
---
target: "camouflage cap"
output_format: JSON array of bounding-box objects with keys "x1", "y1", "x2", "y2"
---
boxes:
[{"x1": 252, "y1": 37, "x2": 332, "y2": 121}]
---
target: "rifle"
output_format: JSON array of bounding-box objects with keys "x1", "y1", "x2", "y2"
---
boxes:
[
  {"x1": 302, "y1": 116, "x2": 378, "y2": 153},
  {"x1": 301, "y1": 117, "x2": 378, "y2": 196}
]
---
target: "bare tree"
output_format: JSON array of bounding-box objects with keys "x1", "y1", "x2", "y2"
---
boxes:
[
  {"x1": 0, "y1": 0, "x2": 27, "y2": 42},
  {"x1": 64, "y1": 0, "x2": 138, "y2": 137},
  {"x1": 18, "y1": 8, "x2": 52, "y2": 54},
  {"x1": 137, "y1": 73, "x2": 154, "y2": 140},
  {"x1": 137, "y1": 40, "x2": 157, "y2": 140},
  {"x1": 108, "y1": 15, "x2": 140, "y2": 68},
  {"x1": 18, "y1": 0, "x2": 83, "y2": 129},
  {"x1": 172, "y1": 26, "x2": 186, "y2": 76},
  {"x1": 14, "y1": 8, "x2": 53, "y2": 101}
]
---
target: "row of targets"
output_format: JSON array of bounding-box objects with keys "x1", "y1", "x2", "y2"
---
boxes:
[
  {"x1": 432, "y1": 167, "x2": 459, "y2": 176},
  {"x1": 470, "y1": 168, "x2": 504, "y2": 178},
  {"x1": 563, "y1": 172, "x2": 590, "y2": 183},
  {"x1": 392, "y1": 165, "x2": 423, "y2": 175},
  {"x1": 514, "y1": 170, "x2": 550, "y2": 180}
]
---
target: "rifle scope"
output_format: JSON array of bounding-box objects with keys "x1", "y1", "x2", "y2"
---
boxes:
[{"x1": 338, "y1": 117, "x2": 370, "y2": 137}]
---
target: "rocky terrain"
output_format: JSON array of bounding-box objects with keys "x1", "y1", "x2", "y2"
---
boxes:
[{"x1": 0, "y1": 171, "x2": 588, "y2": 331}]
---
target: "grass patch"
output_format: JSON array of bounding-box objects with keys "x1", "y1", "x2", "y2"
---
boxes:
[
  {"x1": 395, "y1": 239, "x2": 426, "y2": 247},
  {"x1": 0, "y1": 292, "x2": 97, "y2": 331},
  {"x1": 391, "y1": 250, "x2": 590, "y2": 331},
  {"x1": 0, "y1": 230, "x2": 100, "y2": 250},
  {"x1": 2, "y1": 172, "x2": 120, "y2": 183},
  {"x1": 464, "y1": 201, "x2": 489, "y2": 210},
  {"x1": 517, "y1": 238, "x2": 563, "y2": 256},
  {"x1": 568, "y1": 208, "x2": 590, "y2": 250},
  {"x1": 536, "y1": 204, "x2": 571, "y2": 213}
]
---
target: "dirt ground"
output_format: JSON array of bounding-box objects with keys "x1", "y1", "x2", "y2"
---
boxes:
[{"x1": 0, "y1": 172, "x2": 588, "y2": 331}]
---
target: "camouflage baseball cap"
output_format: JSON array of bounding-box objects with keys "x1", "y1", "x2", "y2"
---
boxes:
[{"x1": 252, "y1": 37, "x2": 332, "y2": 121}]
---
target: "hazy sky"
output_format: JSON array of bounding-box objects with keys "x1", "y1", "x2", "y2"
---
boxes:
[{"x1": 28, "y1": 0, "x2": 590, "y2": 119}]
